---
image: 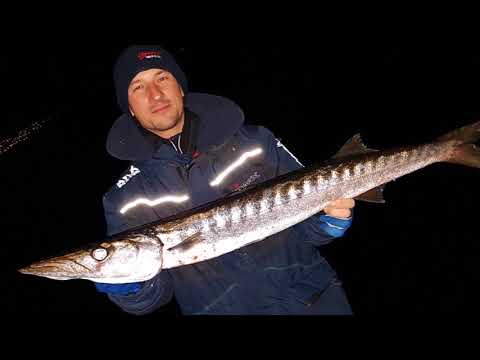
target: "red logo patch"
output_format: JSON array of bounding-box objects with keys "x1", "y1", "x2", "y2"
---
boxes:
[
  {"x1": 229, "y1": 182, "x2": 241, "y2": 191},
  {"x1": 137, "y1": 51, "x2": 162, "y2": 60}
]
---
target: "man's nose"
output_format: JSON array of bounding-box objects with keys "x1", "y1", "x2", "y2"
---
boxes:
[{"x1": 148, "y1": 84, "x2": 164, "y2": 100}]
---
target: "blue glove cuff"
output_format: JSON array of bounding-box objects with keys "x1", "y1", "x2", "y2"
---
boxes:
[
  {"x1": 318, "y1": 214, "x2": 353, "y2": 238},
  {"x1": 94, "y1": 282, "x2": 142, "y2": 295}
]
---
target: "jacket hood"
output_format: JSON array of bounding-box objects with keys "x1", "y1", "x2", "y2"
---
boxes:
[{"x1": 106, "y1": 93, "x2": 245, "y2": 161}]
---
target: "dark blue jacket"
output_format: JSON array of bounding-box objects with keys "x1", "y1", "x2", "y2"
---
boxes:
[{"x1": 102, "y1": 93, "x2": 352, "y2": 315}]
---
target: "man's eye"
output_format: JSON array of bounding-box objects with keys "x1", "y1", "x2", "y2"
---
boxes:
[
  {"x1": 131, "y1": 84, "x2": 144, "y2": 92},
  {"x1": 157, "y1": 76, "x2": 168, "y2": 82}
]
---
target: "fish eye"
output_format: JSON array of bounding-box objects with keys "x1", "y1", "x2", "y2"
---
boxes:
[{"x1": 91, "y1": 247, "x2": 109, "y2": 261}]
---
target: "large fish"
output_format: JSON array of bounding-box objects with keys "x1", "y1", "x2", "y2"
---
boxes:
[{"x1": 18, "y1": 121, "x2": 480, "y2": 284}]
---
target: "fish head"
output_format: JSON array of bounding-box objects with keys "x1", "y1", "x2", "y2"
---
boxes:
[{"x1": 18, "y1": 233, "x2": 163, "y2": 284}]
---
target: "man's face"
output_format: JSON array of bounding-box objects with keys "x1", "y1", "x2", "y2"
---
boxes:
[{"x1": 128, "y1": 68, "x2": 185, "y2": 139}]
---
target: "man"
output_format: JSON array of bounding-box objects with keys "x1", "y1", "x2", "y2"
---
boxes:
[{"x1": 97, "y1": 45, "x2": 355, "y2": 315}]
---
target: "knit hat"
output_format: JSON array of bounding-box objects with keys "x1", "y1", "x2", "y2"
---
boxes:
[{"x1": 113, "y1": 45, "x2": 188, "y2": 113}]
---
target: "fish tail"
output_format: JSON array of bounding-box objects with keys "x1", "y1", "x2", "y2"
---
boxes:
[{"x1": 438, "y1": 120, "x2": 480, "y2": 168}]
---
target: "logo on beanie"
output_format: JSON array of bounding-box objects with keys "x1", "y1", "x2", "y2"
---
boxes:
[{"x1": 138, "y1": 51, "x2": 162, "y2": 61}]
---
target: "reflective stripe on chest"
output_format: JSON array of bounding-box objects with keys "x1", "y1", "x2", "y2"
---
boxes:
[{"x1": 118, "y1": 144, "x2": 269, "y2": 215}]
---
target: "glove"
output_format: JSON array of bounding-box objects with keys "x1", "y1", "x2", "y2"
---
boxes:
[
  {"x1": 94, "y1": 282, "x2": 142, "y2": 295},
  {"x1": 318, "y1": 214, "x2": 353, "y2": 237}
]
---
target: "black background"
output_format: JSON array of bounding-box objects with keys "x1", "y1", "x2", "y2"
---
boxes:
[{"x1": 1, "y1": 33, "x2": 479, "y2": 316}]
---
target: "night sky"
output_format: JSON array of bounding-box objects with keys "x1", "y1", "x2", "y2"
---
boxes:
[{"x1": 2, "y1": 38, "x2": 480, "y2": 315}]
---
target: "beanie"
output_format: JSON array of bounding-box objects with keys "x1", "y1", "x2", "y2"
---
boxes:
[{"x1": 113, "y1": 45, "x2": 188, "y2": 113}]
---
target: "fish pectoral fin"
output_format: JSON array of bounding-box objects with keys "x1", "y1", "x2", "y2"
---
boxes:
[
  {"x1": 355, "y1": 185, "x2": 386, "y2": 203},
  {"x1": 167, "y1": 232, "x2": 205, "y2": 251}
]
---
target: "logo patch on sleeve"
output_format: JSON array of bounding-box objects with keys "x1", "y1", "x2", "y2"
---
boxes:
[{"x1": 116, "y1": 166, "x2": 141, "y2": 188}]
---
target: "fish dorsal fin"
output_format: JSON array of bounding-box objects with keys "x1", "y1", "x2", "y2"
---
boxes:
[
  {"x1": 355, "y1": 185, "x2": 386, "y2": 203},
  {"x1": 333, "y1": 134, "x2": 378, "y2": 159},
  {"x1": 335, "y1": 134, "x2": 386, "y2": 203}
]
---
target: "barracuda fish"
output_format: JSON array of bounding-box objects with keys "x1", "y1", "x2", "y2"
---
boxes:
[{"x1": 19, "y1": 121, "x2": 480, "y2": 284}]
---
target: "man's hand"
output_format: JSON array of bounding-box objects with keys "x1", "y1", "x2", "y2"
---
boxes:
[
  {"x1": 324, "y1": 198, "x2": 355, "y2": 219},
  {"x1": 317, "y1": 198, "x2": 355, "y2": 238}
]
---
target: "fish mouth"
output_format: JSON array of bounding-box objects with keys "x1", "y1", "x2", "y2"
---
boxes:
[{"x1": 18, "y1": 258, "x2": 93, "y2": 281}]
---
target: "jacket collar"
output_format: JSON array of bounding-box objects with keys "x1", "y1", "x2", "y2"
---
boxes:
[{"x1": 106, "y1": 93, "x2": 245, "y2": 161}]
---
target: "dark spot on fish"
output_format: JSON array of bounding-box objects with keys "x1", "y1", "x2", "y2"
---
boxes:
[
  {"x1": 250, "y1": 191, "x2": 264, "y2": 213},
  {"x1": 280, "y1": 183, "x2": 291, "y2": 198}
]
